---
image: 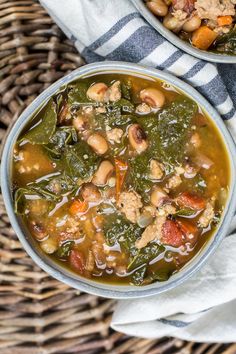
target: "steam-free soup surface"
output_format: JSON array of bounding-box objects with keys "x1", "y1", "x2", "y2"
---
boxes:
[{"x1": 12, "y1": 73, "x2": 229, "y2": 286}]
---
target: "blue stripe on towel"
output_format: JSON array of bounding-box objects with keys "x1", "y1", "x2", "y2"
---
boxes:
[
  {"x1": 181, "y1": 61, "x2": 207, "y2": 79},
  {"x1": 159, "y1": 51, "x2": 183, "y2": 70},
  {"x1": 106, "y1": 26, "x2": 165, "y2": 62},
  {"x1": 222, "y1": 107, "x2": 235, "y2": 120},
  {"x1": 158, "y1": 318, "x2": 191, "y2": 328},
  {"x1": 86, "y1": 12, "x2": 142, "y2": 52}
]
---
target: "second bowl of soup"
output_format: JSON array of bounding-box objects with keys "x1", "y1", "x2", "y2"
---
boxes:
[{"x1": 132, "y1": 0, "x2": 236, "y2": 63}]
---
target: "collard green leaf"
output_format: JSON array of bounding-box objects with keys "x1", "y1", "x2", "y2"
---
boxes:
[
  {"x1": 157, "y1": 97, "x2": 197, "y2": 164},
  {"x1": 131, "y1": 265, "x2": 147, "y2": 286},
  {"x1": 128, "y1": 154, "x2": 153, "y2": 201},
  {"x1": 14, "y1": 174, "x2": 75, "y2": 214},
  {"x1": 128, "y1": 243, "x2": 165, "y2": 271},
  {"x1": 22, "y1": 99, "x2": 57, "y2": 144},
  {"x1": 62, "y1": 141, "x2": 100, "y2": 180},
  {"x1": 175, "y1": 208, "x2": 196, "y2": 217},
  {"x1": 104, "y1": 214, "x2": 142, "y2": 256},
  {"x1": 28, "y1": 174, "x2": 76, "y2": 201},
  {"x1": 143, "y1": 269, "x2": 171, "y2": 285},
  {"x1": 131, "y1": 266, "x2": 171, "y2": 285},
  {"x1": 14, "y1": 188, "x2": 37, "y2": 214},
  {"x1": 138, "y1": 98, "x2": 197, "y2": 166},
  {"x1": 68, "y1": 81, "x2": 90, "y2": 106},
  {"x1": 121, "y1": 81, "x2": 132, "y2": 100},
  {"x1": 112, "y1": 98, "x2": 134, "y2": 113},
  {"x1": 56, "y1": 241, "x2": 74, "y2": 258},
  {"x1": 44, "y1": 126, "x2": 78, "y2": 159},
  {"x1": 214, "y1": 25, "x2": 236, "y2": 54},
  {"x1": 95, "y1": 112, "x2": 134, "y2": 130}
]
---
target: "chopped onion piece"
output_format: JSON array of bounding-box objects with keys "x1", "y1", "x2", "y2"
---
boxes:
[
  {"x1": 137, "y1": 212, "x2": 154, "y2": 228},
  {"x1": 193, "y1": 153, "x2": 214, "y2": 170}
]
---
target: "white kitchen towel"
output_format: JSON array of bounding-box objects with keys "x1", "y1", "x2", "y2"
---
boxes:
[{"x1": 40, "y1": 0, "x2": 236, "y2": 342}]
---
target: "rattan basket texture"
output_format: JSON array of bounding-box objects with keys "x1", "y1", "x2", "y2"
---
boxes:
[{"x1": 0, "y1": 1, "x2": 236, "y2": 353}]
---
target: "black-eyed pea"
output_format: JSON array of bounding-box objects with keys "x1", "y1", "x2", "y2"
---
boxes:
[
  {"x1": 128, "y1": 124, "x2": 148, "y2": 154},
  {"x1": 87, "y1": 133, "x2": 108, "y2": 155},
  {"x1": 73, "y1": 115, "x2": 88, "y2": 131},
  {"x1": 108, "y1": 176, "x2": 116, "y2": 187},
  {"x1": 92, "y1": 160, "x2": 114, "y2": 186},
  {"x1": 183, "y1": 15, "x2": 201, "y2": 32},
  {"x1": 163, "y1": 12, "x2": 183, "y2": 32},
  {"x1": 140, "y1": 87, "x2": 165, "y2": 109},
  {"x1": 80, "y1": 183, "x2": 102, "y2": 203},
  {"x1": 150, "y1": 186, "x2": 169, "y2": 207},
  {"x1": 146, "y1": 0, "x2": 168, "y2": 17},
  {"x1": 30, "y1": 220, "x2": 47, "y2": 241},
  {"x1": 87, "y1": 82, "x2": 108, "y2": 102},
  {"x1": 40, "y1": 237, "x2": 58, "y2": 254}
]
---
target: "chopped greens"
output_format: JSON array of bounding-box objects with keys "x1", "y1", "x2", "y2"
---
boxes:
[
  {"x1": 44, "y1": 126, "x2": 78, "y2": 159},
  {"x1": 156, "y1": 97, "x2": 197, "y2": 164},
  {"x1": 104, "y1": 214, "x2": 142, "y2": 257},
  {"x1": 128, "y1": 154, "x2": 153, "y2": 201},
  {"x1": 131, "y1": 265, "x2": 147, "y2": 285},
  {"x1": 22, "y1": 99, "x2": 57, "y2": 144},
  {"x1": 175, "y1": 208, "x2": 196, "y2": 217},
  {"x1": 62, "y1": 141, "x2": 100, "y2": 179},
  {"x1": 56, "y1": 241, "x2": 74, "y2": 259},
  {"x1": 121, "y1": 80, "x2": 132, "y2": 100},
  {"x1": 214, "y1": 25, "x2": 236, "y2": 54},
  {"x1": 14, "y1": 188, "x2": 39, "y2": 214},
  {"x1": 67, "y1": 81, "x2": 90, "y2": 106},
  {"x1": 128, "y1": 243, "x2": 165, "y2": 271},
  {"x1": 28, "y1": 174, "x2": 76, "y2": 200}
]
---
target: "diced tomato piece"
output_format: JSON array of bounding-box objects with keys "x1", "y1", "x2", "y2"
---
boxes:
[
  {"x1": 177, "y1": 219, "x2": 199, "y2": 245},
  {"x1": 69, "y1": 250, "x2": 85, "y2": 274},
  {"x1": 162, "y1": 219, "x2": 184, "y2": 247},
  {"x1": 176, "y1": 192, "x2": 206, "y2": 210}
]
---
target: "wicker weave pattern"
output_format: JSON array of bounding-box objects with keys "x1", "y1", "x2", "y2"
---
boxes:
[{"x1": 0, "y1": 1, "x2": 236, "y2": 353}]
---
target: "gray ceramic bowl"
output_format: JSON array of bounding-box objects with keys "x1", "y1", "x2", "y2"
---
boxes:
[
  {"x1": 1, "y1": 61, "x2": 236, "y2": 299},
  {"x1": 132, "y1": 0, "x2": 236, "y2": 63}
]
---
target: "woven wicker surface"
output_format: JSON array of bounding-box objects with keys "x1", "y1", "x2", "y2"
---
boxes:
[{"x1": 0, "y1": 1, "x2": 236, "y2": 353}]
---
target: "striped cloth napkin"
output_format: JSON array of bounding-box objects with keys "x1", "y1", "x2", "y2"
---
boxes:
[{"x1": 41, "y1": 0, "x2": 236, "y2": 342}]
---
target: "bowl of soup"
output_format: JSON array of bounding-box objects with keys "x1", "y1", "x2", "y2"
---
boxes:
[
  {"x1": 132, "y1": 0, "x2": 236, "y2": 63},
  {"x1": 1, "y1": 61, "x2": 236, "y2": 298}
]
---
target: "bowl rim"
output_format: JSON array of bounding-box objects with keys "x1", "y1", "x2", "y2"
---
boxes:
[
  {"x1": 131, "y1": 0, "x2": 236, "y2": 64},
  {"x1": 1, "y1": 61, "x2": 236, "y2": 299}
]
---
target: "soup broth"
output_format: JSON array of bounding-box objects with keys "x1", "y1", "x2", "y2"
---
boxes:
[{"x1": 12, "y1": 73, "x2": 230, "y2": 286}]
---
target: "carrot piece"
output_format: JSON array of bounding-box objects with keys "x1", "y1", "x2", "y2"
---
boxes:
[
  {"x1": 69, "y1": 250, "x2": 85, "y2": 273},
  {"x1": 192, "y1": 26, "x2": 218, "y2": 50},
  {"x1": 217, "y1": 16, "x2": 233, "y2": 26},
  {"x1": 176, "y1": 192, "x2": 206, "y2": 210},
  {"x1": 69, "y1": 200, "x2": 88, "y2": 215},
  {"x1": 114, "y1": 158, "x2": 128, "y2": 201}
]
